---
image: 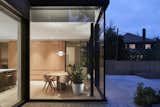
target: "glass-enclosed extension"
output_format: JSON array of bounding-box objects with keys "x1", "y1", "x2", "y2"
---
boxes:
[
  {"x1": 29, "y1": 6, "x2": 107, "y2": 100},
  {"x1": 0, "y1": 0, "x2": 109, "y2": 106}
]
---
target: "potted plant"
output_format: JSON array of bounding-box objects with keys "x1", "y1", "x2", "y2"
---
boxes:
[{"x1": 70, "y1": 64, "x2": 86, "y2": 95}]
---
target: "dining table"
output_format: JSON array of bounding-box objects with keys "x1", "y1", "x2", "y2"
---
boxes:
[{"x1": 45, "y1": 71, "x2": 68, "y2": 91}]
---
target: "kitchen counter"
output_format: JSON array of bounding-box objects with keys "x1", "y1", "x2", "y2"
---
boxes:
[
  {"x1": 0, "y1": 69, "x2": 16, "y2": 73},
  {"x1": 0, "y1": 69, "x2": 16, "y2": 92}
]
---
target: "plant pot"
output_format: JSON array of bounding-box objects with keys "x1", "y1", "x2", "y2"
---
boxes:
[{"x1": 72, "y1": 83, "x2": 84, "y2": 96}]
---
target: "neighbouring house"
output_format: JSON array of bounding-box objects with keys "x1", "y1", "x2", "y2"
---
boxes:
[{"x1": 122, "y1": 29, "x2": 160, "y2": 60}]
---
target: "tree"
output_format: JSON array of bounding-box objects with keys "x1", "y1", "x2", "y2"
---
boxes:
[{"x1": 105, "y1": 26, "x2": 128, "y2": 60}]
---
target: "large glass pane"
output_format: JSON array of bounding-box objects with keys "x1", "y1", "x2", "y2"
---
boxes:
[
  {"x1": 98, "y1": 13, "x2": 105, "y2": 96},
  {"x1": 0, "y1": 10, "x2": 21, "y2": 107},
  {"x1": 30, "y1": 6, "x2": 102, "y2": 100}
]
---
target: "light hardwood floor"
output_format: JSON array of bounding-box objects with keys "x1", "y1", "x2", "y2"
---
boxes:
[
  {"x1": 0, "y1": 86, "x2": 18, "y2": 107},
  {"x1": 23, "y1": 102, "x2": 160, "y2": 107},
  {"x1": 23, "y1": 102, "x2": 108, "y2": 107},
  {"x1": 30, "y1": 81, "x2": 101, "y2": 100}
]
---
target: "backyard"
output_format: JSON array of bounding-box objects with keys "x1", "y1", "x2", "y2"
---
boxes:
[{"x1": 106, "y1": 75, "x2": 160, "y2": 107}]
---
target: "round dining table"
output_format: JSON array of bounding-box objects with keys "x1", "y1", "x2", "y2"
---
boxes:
[{"x1": 45, "y1": 71, "x2": 68, "y2": 91}]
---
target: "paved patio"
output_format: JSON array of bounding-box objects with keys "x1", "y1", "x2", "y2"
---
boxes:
[
  {"x1": 23, "y1": 75, "x2": 160, "y2": 107},
  {"x1": 106, "y1": 75, "x2": 160, "y2": 107}
]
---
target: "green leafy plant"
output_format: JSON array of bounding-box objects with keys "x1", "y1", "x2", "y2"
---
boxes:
[
  {"x1": 134, "y1": 83, "x2": 160, "y2": 106},
  {"x1": 70, "y1": 64, "x2": 86, "y2": 84}
]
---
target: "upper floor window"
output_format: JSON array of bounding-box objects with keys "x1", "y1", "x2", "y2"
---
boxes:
[
  {"x1": 145, "y1": 44, "x2": 151, "y2": 49},
  {"x1": 129, "y1": 44, "x2": 136, "y2": 49}
]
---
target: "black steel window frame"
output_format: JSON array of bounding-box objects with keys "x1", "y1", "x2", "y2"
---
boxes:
[{"x1": 94, "y1": 9, "x2": 107, "y2": 100}]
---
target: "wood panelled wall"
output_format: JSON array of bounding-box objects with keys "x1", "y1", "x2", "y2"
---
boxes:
[
  {"x1": 5, "y1": 41, "x2": 65, "y2": 80},
  {"x1": 0, "y1": 43, "x2": 8, "y2": 67},
  {"x1": 30, "y1": 41, "x2": 65, "y2": 80},
  {"x1": 8, "y1": 41, "x2": 18, "y2": 69}
]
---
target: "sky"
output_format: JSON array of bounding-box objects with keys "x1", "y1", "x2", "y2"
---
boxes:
[{"x1": 105, "y1": 0, "x2": 160, "y2": 39}]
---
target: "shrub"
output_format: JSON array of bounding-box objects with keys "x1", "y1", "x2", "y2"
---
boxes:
[{"x1": 134, "y1": 83, "x2": 160, "y2": 106}]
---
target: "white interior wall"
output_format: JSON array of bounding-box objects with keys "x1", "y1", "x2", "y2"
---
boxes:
[
  {"x1": 0, "y1": 11, "x2": 91, "y2": 41},
  {"x1": 30, "y1": 22, "x2": 91, "y2": 40}
]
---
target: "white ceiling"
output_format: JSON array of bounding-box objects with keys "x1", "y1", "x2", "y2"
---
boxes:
[
  {"x1": 30, "y1": 22, "x2": 91, "y2": 40},
  {"x1": 31, "y1": 9, "x2": 95, "y2": 22},
  {"x1": 0, "y1": 11, "x2": 18, "y2": 41},
  {"x1": 0, "y1": 11, "x2": 91, "y2": 41}
]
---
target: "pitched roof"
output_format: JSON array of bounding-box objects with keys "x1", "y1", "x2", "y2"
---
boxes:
[{"x1": 123, "y1": 33, "x2": 155, "y2": 43}]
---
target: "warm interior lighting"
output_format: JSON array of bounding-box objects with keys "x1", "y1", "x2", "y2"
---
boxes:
[
  {"x1": 56, "y1": 41, "x2": 65, "y2": 56},
  {"x1": 129, "y1": 44, "x2": 136, "y2": 49},
  {"x1": 57, "y1": 50, "x2": 64, "y2": 56},
  {"x1": 145, "y1": 44, "x2": 151, "y2": 49}
]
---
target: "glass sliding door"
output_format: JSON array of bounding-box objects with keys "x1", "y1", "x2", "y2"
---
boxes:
[{"x1": 0, "y1": 7, "x2": 21, "y2": 107}]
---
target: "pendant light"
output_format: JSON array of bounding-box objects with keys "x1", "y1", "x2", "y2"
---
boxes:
[{"x1": 56, "y1": 41, "x2": 65, "y2": 56}]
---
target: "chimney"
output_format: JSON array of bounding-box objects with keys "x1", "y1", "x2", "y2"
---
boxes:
[{"x1": 142, "y1": 28, "x2": 146, "y2": 40}]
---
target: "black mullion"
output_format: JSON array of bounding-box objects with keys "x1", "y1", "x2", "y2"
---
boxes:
[{"x1": 95, "y1": 24, "x2": 100, "y2": 87}]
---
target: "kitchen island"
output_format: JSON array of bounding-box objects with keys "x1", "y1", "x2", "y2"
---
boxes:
[{"x1": 0, "y1": 69, "x2": 16, "y2": 92}]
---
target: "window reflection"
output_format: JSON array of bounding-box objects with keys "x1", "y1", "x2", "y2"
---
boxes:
[{"x1": 98, "y1": 13, "x2": 105, "y2": 95}]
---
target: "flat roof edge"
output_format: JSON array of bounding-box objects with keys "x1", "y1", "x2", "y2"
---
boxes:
[{"x1": 29, "y1": 0, "x2": 109, "y2": 7}]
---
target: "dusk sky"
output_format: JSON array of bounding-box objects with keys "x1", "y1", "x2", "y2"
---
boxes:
[{"x1": 105, "y1": 0, "x2": 160, "y2": 39}]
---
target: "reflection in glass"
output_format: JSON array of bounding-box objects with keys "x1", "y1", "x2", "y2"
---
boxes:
[
  {"x1": 99, "y1": 13, "x2": 105, "y2": 95},
  {"x1": 0, "y1": 10, "x2": 20, "y2": 107}
]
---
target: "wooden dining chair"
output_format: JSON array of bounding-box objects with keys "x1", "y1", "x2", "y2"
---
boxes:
[
  {"x1": 43, "y1": 74, "x2": 56, "y2": 92},
  {"x1": 59, "y1": 75, "x2": 70, "y2": 91},
  {"x1": 66, "y1": 71, "x2": 73, "y2": 86},
  {"x1": 67, "y1": 75, "x2": 72, "y2": 86}
]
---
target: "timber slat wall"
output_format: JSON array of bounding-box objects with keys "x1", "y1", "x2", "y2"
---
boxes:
[{"x1": 30, "y1": 41, "x2": 65, "y2": 80}]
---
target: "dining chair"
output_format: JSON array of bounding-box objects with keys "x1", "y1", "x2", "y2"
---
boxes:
[
  {"x1": 59, "y1": 75, "x2": 70, "y2": 91},
  {"x1": 43, "y1": 74, "x2": 56, "y2": 92},
  {"x1": 51, "y1": 76, "x2": 57, "y2": 87},
  {"x1": 66, "y1": 70, "x2": 73, "y2": 86},
  {"x1": 67, "y1": 75, "x2": 72, "y2": 86}
]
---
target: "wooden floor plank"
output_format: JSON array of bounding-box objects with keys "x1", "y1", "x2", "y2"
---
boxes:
[{"x1": 23, "y1": 102, "x2": 107, "y2": 107}]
